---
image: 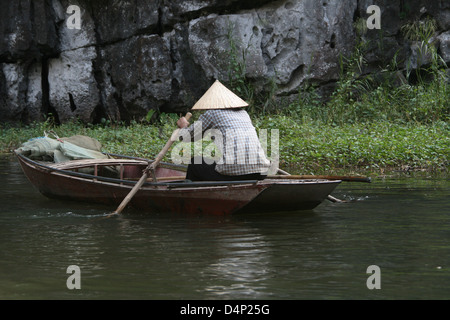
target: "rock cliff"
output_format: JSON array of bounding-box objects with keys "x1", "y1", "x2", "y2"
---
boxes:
[{"x1": 1, "y1": 0, "x2": 449, "y2": 123}]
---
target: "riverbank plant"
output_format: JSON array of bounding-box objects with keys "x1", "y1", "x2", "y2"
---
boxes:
[
  {"x1": 1, "y1": 114, "x2": 448, "y2": 175},
  {"x1": 284, "y1": 17, "x2": 448, "y2": 126}
]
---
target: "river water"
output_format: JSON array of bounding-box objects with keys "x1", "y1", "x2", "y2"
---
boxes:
[{"x1": 0, "y1": 155, "x2": 448, "y2": 300}]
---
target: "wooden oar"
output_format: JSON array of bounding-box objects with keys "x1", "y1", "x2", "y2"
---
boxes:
[
  {"x1": 111, "y1": 112, "x2": 192, "y2": 215},
  {"x1": 267, "y1": 174, "x2": 371, "y2": 183}
]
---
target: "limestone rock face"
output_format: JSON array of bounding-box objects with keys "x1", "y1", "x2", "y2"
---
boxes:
[
  {"x1": 97, "y1": 34, "x2": 173, "y2": 120},
  {"x1": 47, "y1": 47, "x2": 99, "y2": 123},
  {"x1": 187, "y1": 0, "x2": 357, "y2": 95},
  {"x1": 0, "y1": 0, "x2": 449, "y2": 123}
]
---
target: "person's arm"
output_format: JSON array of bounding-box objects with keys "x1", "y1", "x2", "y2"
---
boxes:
[{"x1": 177, "y1": 111, "x2": 213, "y2": 141}]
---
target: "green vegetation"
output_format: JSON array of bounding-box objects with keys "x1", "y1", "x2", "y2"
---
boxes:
[
  {"x1": 1, "y1": 113, "x2": 448, "y2": 175},
  {"x1": 1, "y1": 18, "x2": 448, "y2": 176},
  {"x1": 255, "y1": 117, "x2": 448, "y2": 174}
]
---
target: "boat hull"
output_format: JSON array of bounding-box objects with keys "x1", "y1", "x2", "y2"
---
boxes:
[
  {"x1": 16, "y1": 153, "x2": 340, "y2": 215},
  {"x1": 241, "y1": 180, "x2": 341, "y2": 212}
]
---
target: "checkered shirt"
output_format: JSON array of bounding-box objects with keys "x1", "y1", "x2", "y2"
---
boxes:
[{"x1": 180, "y1": 109, "x2": 270, "y2": 176}]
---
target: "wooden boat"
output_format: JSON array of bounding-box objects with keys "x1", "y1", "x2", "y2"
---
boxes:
[{"x1": 15, "y1": 152, "x2": 341, "y2": 215}]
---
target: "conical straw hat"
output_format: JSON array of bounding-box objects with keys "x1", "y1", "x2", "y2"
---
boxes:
[{"x1": 191, "y1": 80, "x2": 249, "y2": 110}]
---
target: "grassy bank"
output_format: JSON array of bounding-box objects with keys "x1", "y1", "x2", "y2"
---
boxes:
[
  {"x1": 1, "y1": 115, "x2": 448, "y2": 176},
  {"x1": 255, "y1": 117, "x2": 449, "y2": 175}
]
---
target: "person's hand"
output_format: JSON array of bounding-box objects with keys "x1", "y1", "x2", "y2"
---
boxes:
[{"x1": 177, "y1": 116, "x2": 189, "y2": 128}]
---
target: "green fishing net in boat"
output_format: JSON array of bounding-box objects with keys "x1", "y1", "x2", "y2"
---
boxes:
[
  {"x1": 15, "y1": 133, "x2": 118, "y2": 176},
  {"x1": 15, "y1": 133, "x2": 108, "y2": 163}
]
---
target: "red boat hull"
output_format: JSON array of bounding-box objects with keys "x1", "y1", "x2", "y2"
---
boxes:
[{"x1": 16, "y1": 153, "x2": 340, "y2": 215}]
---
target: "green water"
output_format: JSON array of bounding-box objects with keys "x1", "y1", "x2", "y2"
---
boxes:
[{"x1": 0, "y1": 156, "x2": 449, "y2": 300}]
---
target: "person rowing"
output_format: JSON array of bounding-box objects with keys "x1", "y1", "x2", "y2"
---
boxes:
[{"x1": 176, "y1": 80, "x2": 270, "y2": 182}]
